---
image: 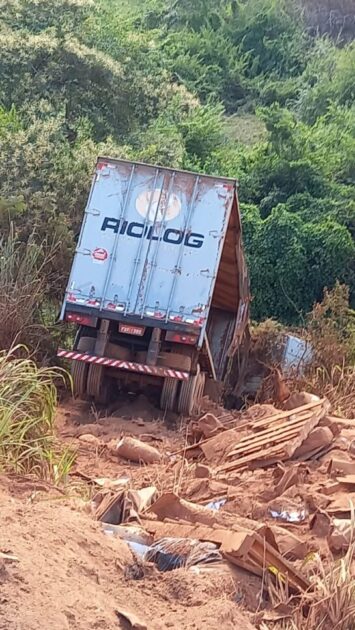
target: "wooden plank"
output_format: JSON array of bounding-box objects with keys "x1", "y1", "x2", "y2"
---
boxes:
[
  {"x1": 238, "y1": 410, "x2": 316, "y2": 440},
  {"x1": 218, "y1": 406, "x2": 325, "y2": 473},
  {"x1": 252, "y1": 405, "x2": 326, "y2": 464},
  {"x1": 284, "y1": 407, "x2": 326, "y2": 458},
  {"x1": 251, "y1": 409, "x2": 316, "y2": 433},
  {"x1": 226, "y1": 408, "x2": 324, "y2": 457},
  {"x1": 226, "y1": 424, "x2": 314, "y2": 460},
  {"x1": 217, "y1": 443, "x2": 287, "y2": 473},
  {"x1": 265, "y1": 409, "x2": 327, "y2": 465},
  {"x1": 251, "y1": 400, "x2": 325, "y2": 430},
  {"x1": 251, "y1": 539, "x2": 309, "y2": 591},
  {"x1": 203, "y1": 334, "x2": 217, "y2": 381},
  {"x1": 226, "y1": 414, "x2": 315, "y2": 458},
  {"x1": 222, "y1": 533, "x2": 309, "y2": 592}
]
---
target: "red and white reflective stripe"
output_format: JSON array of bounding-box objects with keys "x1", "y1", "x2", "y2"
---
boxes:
[{"x1": 57, "y1": 349, "x2": 189, "y2": 381}]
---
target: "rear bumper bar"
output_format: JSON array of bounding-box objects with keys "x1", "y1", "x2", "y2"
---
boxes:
[{"x1": 57, "y1": 348, "x2": 189, "y2": 381}]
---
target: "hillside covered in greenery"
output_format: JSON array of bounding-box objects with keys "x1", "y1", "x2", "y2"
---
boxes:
[{"x1": 0, "y1": 0, "x2": 354, "y2": 325}]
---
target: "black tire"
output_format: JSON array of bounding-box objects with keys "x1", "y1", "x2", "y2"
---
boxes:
[
  {"x1": 178, "y1": 365, "x2": 205, "y2": 416},
  {"x1": 160, "y1": 377, "x2": 179, "y2": 411},
  {"x1": 71, "y1": 336, "x2": 95, "y2": 398},
  {"x1": 87, "y1": 363, "x2": 110, "y2": 404}
]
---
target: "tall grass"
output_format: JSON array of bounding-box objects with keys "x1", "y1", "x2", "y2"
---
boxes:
[
  {"x1": 0, "y1": 225, "x2": 63, "y2": 360},
  {"x1": 0, "y1": 346, "x2": 74, "y2": 482},
  {"x1": 298, "y1": 363, "x2": 355, "y2": 418}
]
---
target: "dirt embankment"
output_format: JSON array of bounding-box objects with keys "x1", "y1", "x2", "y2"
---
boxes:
[
  {"x1": 0, "y1": 480, "x2": 256, "y2": 630},
  {"x1": 0, "y1": 396, "x2": 258, "y2": 630}
]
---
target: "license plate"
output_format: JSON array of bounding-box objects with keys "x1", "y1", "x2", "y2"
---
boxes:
[{"x1": 119, "y1": 323, "x2": 145, "y2": 336}]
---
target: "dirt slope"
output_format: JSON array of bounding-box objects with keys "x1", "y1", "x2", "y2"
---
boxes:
[{"x1": 0, "y1": 479, "x2": 256, "y2": 630}]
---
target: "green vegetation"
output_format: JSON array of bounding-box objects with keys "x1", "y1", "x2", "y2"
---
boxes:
[
  {"x1": 0, "y1": 346, "x2": 73, "y2": 480},
  {"x1": 0, "y1": 0, "x2": 354, "y2": 326}
]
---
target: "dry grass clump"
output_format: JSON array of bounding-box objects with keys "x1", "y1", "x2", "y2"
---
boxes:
[
  {"x1": 262, "y1": 527, "x2": 355, "y2": 630},
  {"x1": 297, "y1": 544, "x2": 355, "y2": 630},
  {"x1": 295, "y1": 546, "x2": 355, "y2": 630},
  {"x1": 307, "y1": 282, "x2": 354, "y2": 369},
  {"x1": 262, "y1": 550, "x2": 355, "y2": 629},
  {"x1": 298, "y1": 282, "x2": 355, "y2": 417},
  {"x1": 0, "y1": 346, "x2": 74, "y2": 482}
]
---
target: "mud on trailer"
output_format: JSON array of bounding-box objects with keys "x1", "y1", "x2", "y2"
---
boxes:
[{"x1": 58, "y1": 157, "x2": 249, "y2": 414}]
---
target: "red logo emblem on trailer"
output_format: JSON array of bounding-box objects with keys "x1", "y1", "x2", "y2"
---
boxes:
[{"x1": 92, "y1": 247, "x2": 108, "y2": 262}]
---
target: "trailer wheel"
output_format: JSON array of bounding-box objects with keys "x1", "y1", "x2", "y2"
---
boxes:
[
  {"x1": 160, "y1": 377, "x2": 178, "y2": 411},
  {"x1": 71, "y1": 336, "x2": 95, "y2": 398},
  {"x1": 87, "y1": 364, "x2": 110, "y2": 404},
  {"x1": 178, "y1": 365, "x2": 204, "y2": 416}
]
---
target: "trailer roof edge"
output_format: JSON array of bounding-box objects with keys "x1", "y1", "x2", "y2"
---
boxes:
[{"x1": 97, "y1": 156, "x2": 239, "y2": 186}]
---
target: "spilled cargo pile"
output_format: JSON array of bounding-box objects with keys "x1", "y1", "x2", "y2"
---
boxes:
[{"x1": 65, "y1": 392, "x2": 355, "y2": 626}]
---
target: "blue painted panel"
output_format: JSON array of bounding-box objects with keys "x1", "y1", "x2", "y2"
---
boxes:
[{"x1": 61, "y1": 158, "x2": 236, "y2": 339}]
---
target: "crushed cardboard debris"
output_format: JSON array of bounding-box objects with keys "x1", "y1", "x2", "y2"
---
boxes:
[
  {"x1": 328, "y1": 518, "x2": 354, "y2": 552},
  {"x1": 328, "y1": 458, "x2": 355, "y2": 475},
  {"x1": 148, "y1": 492, "x2": 277, "y2": 544},
  {"x1": 271, "y1": 527, "x2": 309, "y2": 561},
  {"x1": 310, "y1": 511, "x2": 332, "y2": 537},
  {"x1": 262, "y1": 464, "x2": 309, "y2": 501},
  {"x1": 325, "y1": 494, "x2": 355, "y2": 517},
  {"x1": 189, "y1": 412, "x2": 225, "y2": 440},
  {"x1": 200, "y1": 428, "x2": 240, "y2": 463},
  {"x1": 70, "y1": 390, "x2": 355, "y2": 620},
  {"x1": 292, "y1": 426, "x2": 334, "y2": 460},
  {"x1": 95, "y1": 486, "x2": 157, "y2": 524},
  {"x1": 140, "y1": 517, "x2": 309, "y2": 591},
  {"x1": 115, "y1": 607, "x2": 147, "y2": 630},
  {"x1": 336, "y1": 475, "x2": 355, "y2": 488},
  {"x1": 112, "y1": 436, "x2": 162, "y2": 464}
]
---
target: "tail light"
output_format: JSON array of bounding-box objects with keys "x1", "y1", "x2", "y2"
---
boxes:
[
  {"x1": 165, "y1": 331, "x2": 198, "y2": 345},
  {"x1": 65, "y1": 313, "x2": 97, "y2": 327}
]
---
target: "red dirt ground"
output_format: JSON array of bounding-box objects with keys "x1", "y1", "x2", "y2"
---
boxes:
[{"x1": 0, "y1": 395, "x2": 258, "y2": 630}]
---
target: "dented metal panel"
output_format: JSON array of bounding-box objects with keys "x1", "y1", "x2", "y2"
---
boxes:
[{"x1": 61, "y1": 157, "x2": 238, "y2": 346}]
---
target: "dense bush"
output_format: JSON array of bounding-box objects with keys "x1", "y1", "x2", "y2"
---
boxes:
[{"x1": 0, "y1": 0, "x2": 354, "y2": 335}]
